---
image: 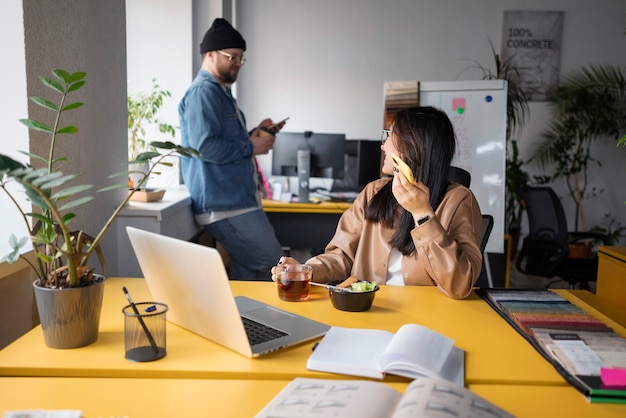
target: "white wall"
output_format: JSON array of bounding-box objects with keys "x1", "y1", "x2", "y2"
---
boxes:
[
  {"x1": 126, "y1": 0, "x2": 192, "y2": 188},
  {"x1": 234, "y1": 0, "x2": 626, "y2": 241},
  {"x1": 22, "y1": 0, "x2": 128, "y2": 276},
  {"x1": 3, "y1": 0, "x2": 625, "y2": 265},
  {"x1": 0, "y1": 0, "x2": 29, "y2": 256}
]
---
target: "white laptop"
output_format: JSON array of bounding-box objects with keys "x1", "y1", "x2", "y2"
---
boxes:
[{"x1": 126, "y1": 227, "x2": 329, "y2": 358}]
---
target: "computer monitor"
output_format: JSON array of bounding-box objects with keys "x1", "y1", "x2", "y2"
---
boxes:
[
  {"x1": 272, "y1": 131, "x2": 346, "y2": 201},
  {"x1": 333, "y1": 140, "x2": 382, "y2": 192},
  {"x1": 272, "y1": 131, "x2": 346, "y2": 179}
]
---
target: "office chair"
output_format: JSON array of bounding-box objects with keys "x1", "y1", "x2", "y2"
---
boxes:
[
  {"x1": 480, "y1": 215, "x2": 494, "y2": 253},
  {"x1": 449, "y1": 166, "x2": 471, "y2": 188},
  {"x1": 515, "y1": 186, "x2": 610, "y2": 290},
  {"x1": 480, "y1": 214, "x2": 494, "y2": 287},
  {"x1": 448, "y1": 168, "x2": 494, "y2": 286}
]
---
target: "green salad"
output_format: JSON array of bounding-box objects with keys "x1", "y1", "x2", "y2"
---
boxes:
[{"x1": 349, "y1": 281, "x2": 377, "y2": 292}]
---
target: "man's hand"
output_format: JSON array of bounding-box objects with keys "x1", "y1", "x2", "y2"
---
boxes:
[{"x1": 250, "y1": 127, "x2": 276, "y2": 154}]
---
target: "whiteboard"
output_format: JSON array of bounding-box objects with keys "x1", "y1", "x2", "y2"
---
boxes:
[{"x1": 420, "y1": 80, "x2": 507, "y2": 253}]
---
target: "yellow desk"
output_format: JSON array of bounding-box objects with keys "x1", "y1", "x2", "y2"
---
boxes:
[
  {"x1": 567, "y1": 289, "x2": 626, "y2": 330},
  {"x1": 596, "y1": 246, "x2": 626, "y2": 310},
  {"x1": 262, "y1": 198, "x2": 351, "y2": 214},
  {"x1": 262, "y1": 199, "x2": 351, "y2": 250},
  {"x1": 0, "y1": 377, "x2": 408, "y2": 417},
  {"x1": 0, "y1": 278, "x2": 593, "y2": 386},
  {"x1": 3, "y1": 378, "x2": 625, "y2": 418},
  {"x1": 469, "y1": 384, "x2": 626, "y2": 418}
]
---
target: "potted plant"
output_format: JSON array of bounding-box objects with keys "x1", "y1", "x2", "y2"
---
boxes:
[
  {"x1": 532, "y1": 64, "x2": 626, "y2": 233},
  {"x1": 0, "y1": 69, "x2": 198, "y2": 348},
  {"x1": 127, "y1": 78, "x2": 176, "y2": 193},
  {"x1": 461, "y1": 40, "x2": 531, "y2": 255}
]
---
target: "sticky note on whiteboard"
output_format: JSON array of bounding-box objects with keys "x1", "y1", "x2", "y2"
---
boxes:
[{"x1": 452, "y1": 98, "x2": 466, "y2": 114}]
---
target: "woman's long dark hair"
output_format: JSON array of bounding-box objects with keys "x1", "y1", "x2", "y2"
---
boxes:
[{"x1": 364, "y1": 106, "x2": 456, "y2": 255}]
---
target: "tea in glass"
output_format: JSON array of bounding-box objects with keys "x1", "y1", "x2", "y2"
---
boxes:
[{"x1": 278, "y1": 264, "x2": 312, "y2": 301}]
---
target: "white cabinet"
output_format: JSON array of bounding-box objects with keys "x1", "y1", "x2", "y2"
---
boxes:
[{"x1": 116, "y1": 186, "x2": 202, "y2": 277}]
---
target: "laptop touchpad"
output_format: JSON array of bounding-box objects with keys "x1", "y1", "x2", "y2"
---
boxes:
[{"x1": 246, "y1": 307, "x2": 294, "y2": 323}]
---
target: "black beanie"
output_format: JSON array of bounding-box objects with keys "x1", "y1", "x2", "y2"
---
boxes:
[{"x1": 200, "y1": 18, "x2": 246, "y2": 54}]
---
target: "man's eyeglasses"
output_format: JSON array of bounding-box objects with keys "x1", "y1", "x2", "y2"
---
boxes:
[
  {"x1": 217, "y1": 50, "x2": 246, "y2": 65},
  {"x1": 381, "y1": 129, "x2": 393, "y2": 144}
]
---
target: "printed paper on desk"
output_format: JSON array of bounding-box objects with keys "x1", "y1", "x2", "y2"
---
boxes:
[
  {"x1": 306, "y1": 324, "x2": 464, "y2": 385},
  {"x1": 255, "y1": 377, "x2": 514, "y2": 418}
]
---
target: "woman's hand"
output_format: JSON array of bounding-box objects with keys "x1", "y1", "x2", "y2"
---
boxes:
[
  {"x1": 392, "y1": 168, "x2": 434, "y2": 224},
  {"x1": 270, "y1": 256, "x2": 301, "y2": 282}
]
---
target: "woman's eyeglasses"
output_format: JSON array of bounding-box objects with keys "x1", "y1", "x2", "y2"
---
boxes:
[
  {"x1": 217, "y1": 50, "x2": 246, "y2": 65},
  {"x1": 381, "y1": 129, "x2": 393, "y2": 144}
]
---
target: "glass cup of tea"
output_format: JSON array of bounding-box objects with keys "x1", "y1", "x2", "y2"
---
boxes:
[{"x1": 277, "y1": 264, "x2": 312, "y2": 301}]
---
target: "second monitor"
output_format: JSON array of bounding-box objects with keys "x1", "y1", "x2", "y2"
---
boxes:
[{"x1": 271, "y1": 131, "x2": 346, "y2": 202}]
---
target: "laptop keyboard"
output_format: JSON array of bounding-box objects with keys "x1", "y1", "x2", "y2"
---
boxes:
[{"x1": 241, "y1": 316, "x2": 288, "y2": 346}]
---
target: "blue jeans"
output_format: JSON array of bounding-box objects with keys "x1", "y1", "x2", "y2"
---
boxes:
[{"x1": 204, "y1": 209, "x2": 284, "y2": 281}]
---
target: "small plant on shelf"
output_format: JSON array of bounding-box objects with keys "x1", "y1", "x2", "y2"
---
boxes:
[{"x1": 127, "y1": 78, "x2": 176, "y2": 162}]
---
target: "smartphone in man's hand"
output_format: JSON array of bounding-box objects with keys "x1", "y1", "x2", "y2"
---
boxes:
[{"x1": 261, "y1": 117, "x2": 289, "y2": 134}]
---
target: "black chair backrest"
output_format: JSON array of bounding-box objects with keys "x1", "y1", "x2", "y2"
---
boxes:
[
  {"x1": 449, "y1": 166, "x2": 471, "y2": 188},
  {"x1": 519, "y1": 187, "x2": 569, "y2": 244},
  {"x1": 480, "y1": 214, "x2": 494, "y2": 253}
]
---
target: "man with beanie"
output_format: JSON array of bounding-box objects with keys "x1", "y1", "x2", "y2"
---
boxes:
[{"x1": 179, "y1": 18, "x2": 285, "y2": 281}]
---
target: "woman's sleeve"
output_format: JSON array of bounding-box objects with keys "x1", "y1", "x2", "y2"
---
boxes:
[
  {"x1": 409, "y1": 188, "x2": 483, "y2": 299},
  {"x1": 304, "y1": 191, "x2": 369, "y2": 283}
]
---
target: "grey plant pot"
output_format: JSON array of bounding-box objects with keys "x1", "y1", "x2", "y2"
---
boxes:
[{"x1": 33, "y1": 275, "x2": 106, "y2": 349}]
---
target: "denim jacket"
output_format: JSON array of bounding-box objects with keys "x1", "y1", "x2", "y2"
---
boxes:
[{"x1": 179, "y1": 70, "x2": 258, "y2": 213}]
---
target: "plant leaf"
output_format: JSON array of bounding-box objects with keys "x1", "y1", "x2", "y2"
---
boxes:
[
  {"x1": 27, "y1": 212, "x2": 53, "y2": 226},
  {"x1": 67, "y1": 80, "x2": 86, "y2": 92},
  {"x1": 19, "y1": 119, "x2": 53, "y2": 133},
  {"x1": 0, "y1": 154, "x2": 27, "y2": 172},
  {"x1": 36, "y1": 173, "x2": 79, "y2": 189},
  {"x1": 51, "y1": 184, "x2": 93, "y2": 200},
  {"x1": 62, "y1": 101, "x2": 84, "y2": 111},
  {"x1": 36, "y1": 252, "x2": 53, "y2": 264},
  {"x1": 62, "y1": 212, "x2": 76, "y2": 224},
  {"x1": 134, "y1": 151, "x2": 161, "y2": 162},
  {"x1": 98, "y1": 182, "x2": 129, "y2": 192},
  {"x1": 18, "y1": 150, "x2": 47, "y2": 165},
  {"x1": 56, "y1": 125, "x2": 79, "y2": 134},
  {"x1": 58, "y1": 196, "x2": 94, "y2": 211},
  {"x1": 29, "y1": 96, "x2": 58, "y2": 112},
  {"x1": 40, "y1": 76, "x2": 63, "y2": 94}
]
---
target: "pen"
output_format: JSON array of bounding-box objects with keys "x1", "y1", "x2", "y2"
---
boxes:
[{"x1": 122, "y1": 286, "x2": 159, "y2": 354}]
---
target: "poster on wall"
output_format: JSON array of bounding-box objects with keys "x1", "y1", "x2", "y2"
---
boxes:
[{"x1": 500, "y1": 11, "x2": 564, "y2": 101}]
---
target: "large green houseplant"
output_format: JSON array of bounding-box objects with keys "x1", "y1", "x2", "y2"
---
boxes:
[
  {"x1": 0, "y1": 69, "x2": 198, "y2": 348},
  {"x1": 532, "y1": 64, "x2": 626, "y2": 232}
]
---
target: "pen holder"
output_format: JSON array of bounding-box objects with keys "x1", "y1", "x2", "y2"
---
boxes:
[{"x1": 122, "y1": 302, "x2": 168, "y2": 362}]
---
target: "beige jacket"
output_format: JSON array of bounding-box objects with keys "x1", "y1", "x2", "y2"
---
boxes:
[{"x1": 306, "y1": 178, "x2": 483, "y2": 299}]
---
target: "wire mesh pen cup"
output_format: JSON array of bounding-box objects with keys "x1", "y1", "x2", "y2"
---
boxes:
[{"x1": 122, "y1": 301, "x2": 168, "y2": 362}]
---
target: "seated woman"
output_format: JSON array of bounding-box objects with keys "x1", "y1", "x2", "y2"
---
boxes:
[{"x1": 271, "y1": 106, "x2": 483, "y2": 299}]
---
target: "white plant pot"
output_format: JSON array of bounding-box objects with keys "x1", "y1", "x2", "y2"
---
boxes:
[{"x1": 128, "y1": 161, "x2": 149, "y2": 189}]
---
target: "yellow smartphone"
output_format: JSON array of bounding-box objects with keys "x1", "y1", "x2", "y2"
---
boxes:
[{"x1": 391, "y1": 153, "x2": 415, "y2": 185}]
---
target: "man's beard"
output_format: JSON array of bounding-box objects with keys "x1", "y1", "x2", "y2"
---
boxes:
[{"x1": 217, "y1": 65, "x2": 239, "y2": 84}]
